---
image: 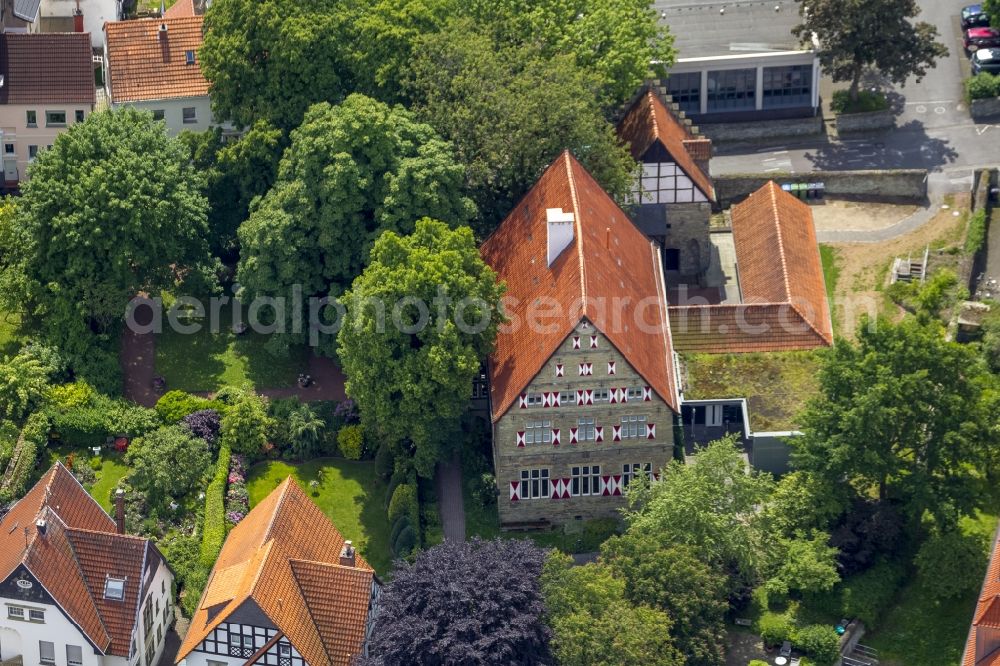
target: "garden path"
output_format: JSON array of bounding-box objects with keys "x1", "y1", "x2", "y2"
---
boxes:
[
  {"x1": 436, "y1": 455, "x2": 466, "y2": 541},
  {"x1": 121, "y1": 325, "x2": 158, "y2": 408},
  {"x1": 256, "y1": 354, "x2": 347, "y2": 402}
]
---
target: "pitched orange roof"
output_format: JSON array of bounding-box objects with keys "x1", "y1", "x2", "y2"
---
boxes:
[
  {"x1": 0, "y1": 33, "x2": 95, "y2": 105},
  {"x1": 176, "y1": 478, "x2": 377, "y2": 666},
  {"x1": 163, "y1": 0, "x2": 194, "y2": 18},
  {"x1": 480, "y1": 150, "x2": 680, "y2": 421},
  {"x1": 617, "y1": 89, "x2": 715, "y2": 202},
  {"x1": 105, "y1": 16, "x2": 210, "y2": 103},
  {"x1": 0, "y1": 463, "x2": 156, "y2": 657},
  {"x1": 669, "y1": 182, "x2": 833, "y2": 353},
  {"x1": 965, "y1": 522, "x2": 1000, "y2": 666}
]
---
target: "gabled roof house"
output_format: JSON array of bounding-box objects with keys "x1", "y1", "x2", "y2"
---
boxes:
[
  {"x1": 0, "y1": 463, "x2": 174, "y2": 666},
  {"x1": 176, "y1": 478, "x2": 381, "y2": 666}
]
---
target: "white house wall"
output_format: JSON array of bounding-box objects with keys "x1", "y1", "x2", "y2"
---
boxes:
[
  {"x1": 40, "y1": 0, "x2": 120, "y2": 47},
  {"x1": 134, "y1": 557, "x2": 174, "y2": 666},
  {"x1": 636, "y1": 161, "x2": 709, "y2": 205},
  {"x1": 0, "y1": 596, "x2": 102, "y2": 666},
  {"x1": 110, "y1": 97, "x2": 216, "y2": 137}
]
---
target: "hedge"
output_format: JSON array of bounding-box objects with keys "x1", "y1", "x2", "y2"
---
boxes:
[
  {"x1": 794, "y1": 624, "x2": 840, "y2": 665},
  {"x1": 200, "y1": 443, "x2": 231, "y2": 567},
  {"x1": 156, "y1": 390, "x2": 226, "y2": 423},
  {"x1": 966, "y1": 209, "x2": 989, "y2": 255},
  {"x1": 758, "y1": 613, "x2": 794, "y2": 647},
  {"x1": 966, "y1": 72, "x2": 1000, "y2": 101},
  {"x1": 388, "y1": 483, "x2": 419, "y2": 527},
  {"x1": 838, "y1": 559, "x2": 907, "y2": 627},
  {"x1": 0, "y1": 412, "x2": 49, "y2": 502}
]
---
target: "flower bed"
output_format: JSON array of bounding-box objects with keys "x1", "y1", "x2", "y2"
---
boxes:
[{"x1": 225, "y1": 454, "x2": 248, "y2": 525}]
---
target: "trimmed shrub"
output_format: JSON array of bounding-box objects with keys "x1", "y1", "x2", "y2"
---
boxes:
[
  {"x1": 832, "y1": 89, "x2": 889, "y2": 114},
  {"x1": 200, "y1": 443, "x2": 231, "y2": 566},
  {"x1": 156, "y1": 391, "x2": 222, "y2": 423},
  {"x1": 966, "y1": 209, "x2": 988, "y2": 254},
  {"x1": 794, "y1": 624, "x2": 840, "y2": 664},
  {"x1": 374, "y1": 443, "x2": 394, "y2": 480},
  {"x1": 388, "y1": 483, "x2": 418, "y2": 524},
  {"x1": 757, "y1": 613, "x2": 794, "y2": 647},
  {"x1": 0, "y1": 411, "x2": 49, "y2": 502},
  {"x1": 390, "y1": 515, "x2": 412, "y2": 546},
  {"x1": 49, "y1": 403, "x2": 108, "y2": 447},
  {"x1": 337, "y1": 424, "x2": 365, "y2": 460},
  {"x1": 392, "y1": 525, "x2": 417, "y2": 557},
  {"x1": 966, "y1": 72, "x2": 1000, "y2": 101},
  {"x1": 45, "y1": 381, "x2": 95, "y2": 411}
]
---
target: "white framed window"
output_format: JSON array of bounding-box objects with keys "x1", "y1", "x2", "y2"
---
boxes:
[
  {"x1": 182, "y1": 107, "x2": 197, "y2": 124},
  {"x1": 152, "y1": 109, "x2": 165, "y2": 121},
  {"x1": 524, "y1": 420, "x2": 551, "y2": 445},
  {"x1": 577, "y1": 417, "x2": 595, "y2": 442},
  {"x1": 279, "y1": 644, "x2": 291, "y2": 657},
  {"x1": 627, "y1": 387, "x2": 644, "y2": 401},
  {"x1": 570, "y1": 465, "x2": 601, "y2": 496},
  {"x1": 105, "y1": 576, "x2": 126, "y2": 600},
  {"x1": 7, "y1": 606, "x2": 23, "y2": 620},
  {"x1": 622, "y1": 462, "x2": 653, "y2": 487},
  {"x1": 39, "y1": 641, "x2": 55, "y2": 666},
  {"x1": 593, "y1": 388, "x2": 609, "y2": 403},
  {"x1": 45, "y1": 111, "x2": 66, "y2": 127},
  {"x1": 3, "y1": 143, "x2": 14, "y2": 156},
  {"x1": 519, "y1": 468, "x2": 550, "y2": 499},
  {"x1": 28, "y1": 609, "x2": 43, "y2": 622},
  {"x1": 620, "y1": 415, "x2": 647, "y2": 439},
  {"x1": 26, "y1": 110, "x2": 36, "y2": 127},
  {"x1": 66, "y1": 645, "x2": 83, "y2": 666}
]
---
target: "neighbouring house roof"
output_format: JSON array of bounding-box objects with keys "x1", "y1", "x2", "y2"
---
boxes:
[
  {"x1": 480, "y1": 150, "x2": 680, "y2": 421},
  {"x1": 176, "y1": 478, "x2": 377, "y2": 666},
  {"x1": 669, "y1": 182, "x2": 833, "y2": 353},
  {"x1": 13, "y1": 0, "x2": 41, "y2": 22},
  {"x1": 965, "y1": 523, "x2": 1000, "y2": 666},
  {"x1": 0, "y1": 463, "x2": 159, "y2": 657},
  {"x1": 0, "y1": 33, "x2": 95, "y2": 105},
  {"x1": 617, "y1": 89, "x2": 715, "y2": 202},
  {"x1": 163, "y1": 0, "x2": 208, "y2": 19},
  {"x1": 105, "y1": 15, "x2": 210, "y2": 103}
]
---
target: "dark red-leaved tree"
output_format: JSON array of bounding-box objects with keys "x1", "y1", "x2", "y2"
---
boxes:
[{"x1": 363, "y1": 538, "x2": 551, "y2": 665}]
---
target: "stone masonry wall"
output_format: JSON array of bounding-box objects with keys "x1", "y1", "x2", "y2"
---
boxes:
[
  {"x1": 714, "y1": 170, "x2": 928, "y2": 208},
  {"x1": 493, "y1": 324, "x2": 675, "y2": 527}
]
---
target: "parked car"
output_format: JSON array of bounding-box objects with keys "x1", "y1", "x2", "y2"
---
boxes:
[
  {"x1": 962, "y1": 4, "x2": 992, "y2": 30},
  {"x1": 972, "y1": 47, "x2": 1000, "y2": 74},
  {"x1": 965, "y1": 27, "x2": 1000, "y2": 52}
]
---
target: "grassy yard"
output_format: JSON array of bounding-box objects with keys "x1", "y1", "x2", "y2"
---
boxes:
[
  {"x1": 682, "y1": 351, "x2": 824, "y2": 431},
  {"x1": 246, "y1": 458, "x2": 393, "y2": 574},
  {"x1": 155, "y1": 307, "x2": 308, "y2": 392},
  {"x1": 46, "y1": 447, "x2": 129, "y2": 513},
  {"x1": 819, "y1": 245, "x2": 840, "y2": 332}
]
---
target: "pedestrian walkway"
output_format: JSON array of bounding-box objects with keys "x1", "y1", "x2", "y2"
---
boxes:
[
  {"x1": 121, "y1": 329, "x2": 158, "y2": 408},
  {"x1": 436, "y1": 456, "x2": 466, "y2": 541},
  {"x1": 816, "y1": 198, "x2": 942, "y2": 243}
]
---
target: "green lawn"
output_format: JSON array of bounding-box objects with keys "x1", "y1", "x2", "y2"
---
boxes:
[
  {"x1": 46, "y1": 447, "x2": 129, "y2": 513},
  {"x1": 155, "y1": 307, "x2": 308, "y2": 392},
  {"x1": 246, "y1": 458, "x2": 393, "y2": 574}
]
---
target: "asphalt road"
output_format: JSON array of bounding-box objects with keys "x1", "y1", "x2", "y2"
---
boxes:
[{"x1": 711, "y1": 0, "x2": 997, "y2": 195}]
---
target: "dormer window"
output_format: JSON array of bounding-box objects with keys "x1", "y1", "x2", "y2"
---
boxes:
[
  {"x1": 185, "y1": 50, "x2": 196, "y2": 65},
  {"x1": 104, "y1": 576, "x2": 125, "y2": 600}
]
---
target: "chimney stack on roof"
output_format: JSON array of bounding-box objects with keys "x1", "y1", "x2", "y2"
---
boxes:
[
  {"x1": 73, "y1": 0, "x2": 83, "y2": 33},
  {"x1": 114, "y1": 489, "x2": 126, "y2": 535},
  {"x1": 35, "y1": 519, "x2": 47, "y2": 536},
  {"x1": 546, "y1": 208, "x2": 575, "y2": 267},
  {"x1": 339, "y1": 540, "x2": 356, "y2": 568}
]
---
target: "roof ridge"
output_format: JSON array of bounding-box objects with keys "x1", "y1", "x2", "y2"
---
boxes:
[
  {"x1": 647, "y1": 91, "x2": 661, "y2": 142},
  {"x1": 263, "y1": 477, "x2": 296, "y2": 543},
  {"x1": 565, "y1": 151, "x2": 587, "y2": 314},
  {"x1": 767, "y1": 182, "x2": 793, "y2": 303},
  {"x1": 63, "y1": 525, "x2": 148, "y2": 542},
  {"x1": 650, "y1": 242, "x2": 679, "y2": 409}
]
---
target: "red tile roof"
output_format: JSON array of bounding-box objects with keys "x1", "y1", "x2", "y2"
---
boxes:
[
  {"x1": 105, "y1": 16, "x2": 210, "y2": 103},
  {"x1": 669, "y1": 182, "x2": 833, "y2": 353},
  {"x1": 0, "y1": 463, "x2": 157, "y2": 657},
  {"x1": 0, "y1": 33, "x2": 95, "y2": 105},
  {"x1": 163, "y1": 0, "x2": 195, "y2": 18},
  {"x1": 480, "y1": 150, "x2": 680, "y2": 421},
  {"x1": 617, "y1": 89, "x2": 715, "y2": 202},
  {"x1": 176, "y1": 478, "x2": 377, "y2": 666},
  {"x1": 965, "y1": 522, "x2": 1000, "y2": 666}
]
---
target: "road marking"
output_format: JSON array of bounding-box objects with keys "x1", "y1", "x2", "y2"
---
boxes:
[
  {"x1": 904, "y1": 100, "x2": 957, "y2": 105},
  {"x1": 915, "y1": 105, "x2": 927, "y2": 113},
  {"x1": 976, "y1": 125, "x2": 993, "y2": 135},
  {"x1": 771, "y1": 150, "x2": 788, "y2": 155},
  {"x1": 934, "y1": 106, "x2": 947, "y2": 114}
]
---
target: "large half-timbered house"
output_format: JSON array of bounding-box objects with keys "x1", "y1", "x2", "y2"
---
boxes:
[{"x1": 480, "y1": 151, "x2": 682, "y2": 528}]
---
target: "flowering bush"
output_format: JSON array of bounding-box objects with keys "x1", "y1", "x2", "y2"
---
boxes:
[
  {"x1": 226, "y1": 510, "x2": 246, "y2": 524},
  {"x1": 333, "y1": 399, "x2": 360, "y2": 425},
  {"x1": 182, "y1": 409, "x2": 221, "y2": 446},
  {"x1": 224, "y1": 453, "x2": 249, "y2": 526}
]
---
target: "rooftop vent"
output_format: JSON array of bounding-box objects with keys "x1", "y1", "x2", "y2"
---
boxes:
[
  {"x1": 158, "y1": 22, "x2": 168, "y2": 35},
  {"x1": 339, "y1": 540, "x2": 356, "y2": 568},
  {"x1": 546, "y1": 208, "x2": 575, "y2": 267},
  {"x1": 35, "y1": 519, "x2": 46, "y2": 536}
]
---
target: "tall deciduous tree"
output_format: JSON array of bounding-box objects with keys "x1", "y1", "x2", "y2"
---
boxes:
[
  {"x1": 792, "y1": 0, "x2": 948, "y2": 101},
  {"x1": 219, "y1": 386, "x2": 272, "y2": 457},
  {"x1": 338, "y1": 218, "x2": 504, "y2": 477},
  {"x1": 364, "y1": 539, "x2": 551, "y2": 665},
  {"x1": 126, "y1": 425, "x2": 212, "y2": 506},
  {"x1": 237, "y1": 95, "x2": 475, "y2": 349},
  {"x1": 15, "y1": 108, "x2": 215, "y2": 389},
  {"x1": 542, "y1": 552, "x2": 684, "y2": 666},
  {"x1": 404, "y1": 21, "x2": 636, "y2": 231},
  {"x1": 793, "y1": 317, "x2": 997, "y2": 528},
  {"x1": 199, "y1": 0, "x2": 350, "y2": 130}
]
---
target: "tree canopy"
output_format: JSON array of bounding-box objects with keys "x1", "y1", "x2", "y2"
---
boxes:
[
  {"x1": 338, "y1": 218, "x2": 504, "y2": 477},
  {"x1": 219, "y1": 386, "x2": 272, "y2": 457},
  {"x1": 793, "y1": 317, "x2": 998, "y2": 527},
  {"x1": 126, "y1": 425, "x2": 212, "y2": 507},
  {"x1": 793, "y1": 0, "x2": 948, "y2": 100},
  {"x1": 11, "y1": 108, "x2": 215, "y2": 389},
  {"x1": 364, "y1": 538, "x2": 551, "y2": 665},
  {"x1": 237, "y1": 95, "x2": 475, "y2": 349}
]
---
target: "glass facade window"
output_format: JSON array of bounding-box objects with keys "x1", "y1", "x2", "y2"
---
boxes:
[
  {"x1": 762, "y1": 65, "x2": 812, "y2": 109},
  {"x1": 666, "y1": 72, "x2": 701, "y2": 115},
  {"x1": 707, "y1": 69, "x2": 756, "y2": 112}
]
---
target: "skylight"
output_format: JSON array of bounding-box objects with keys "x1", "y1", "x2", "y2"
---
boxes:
[
  {"x1": 185, "y1": 50, "x2": 196, "y2": 65},
  {"x1": 104, "y1": 577, "x2": 125, "y2": 600}
]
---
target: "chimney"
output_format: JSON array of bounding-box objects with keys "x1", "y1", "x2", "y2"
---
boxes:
[
  {"x1": 158, "y1": 22, "x2": 168, "y2": 38},
  {"x1": 682, "y1": 138, "x2": 713, "y2": 178},
  {"x1": 546, "y1": 208, "x2": 575, "y2": 267},
  {"x1": 339, "y1": 540, "x2": 356, "y2": 568},
  {"x1": 114, "y1": 489, "x2": 126, "y2": 535},
  {"x1": 35, "y1": 519, "x2": 46, "y2": 536},
  {"x1": 73, "y1": 1, "x2": 83, "y2": 33}
]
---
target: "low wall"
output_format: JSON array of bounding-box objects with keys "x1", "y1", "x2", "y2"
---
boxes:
[
  {"x1": 697, "y1": 115, "x2": 823, "y2": 143},
  {"x1": 714, "y1": 169, "x2": 928, "y2": 207},
  {"x1": 971, "y1": 96, "x2": 1000, "y2": 122},
  {"x1": 835, "y1": 109, "x2": 896, "y2": 134}
]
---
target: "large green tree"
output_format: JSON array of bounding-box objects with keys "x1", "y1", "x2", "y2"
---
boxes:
[
  {"x1": 126, "y1": 425, "x2": 212, "y2": 507},
  {"x1": 338, "y1": 218, "x2": 504, "y2": 477},
  {"x1": 404, "y1": 21, "x2": 636, "y2": 231},
  {"x1": 793, "y1": 317, "x2": 998, "y2": 527},
  {"x1": 542, "y1": 552, "x2": 684, "y2": 666},
  {"x1": 219, "y1": 386, "x2": 272, "y2": 457},
  {"x1": 792, "y1": 0, "x2": 948, "y2": 102},
  {"x1": 237, "y1": 95, "x2": 475, "y2": 348},
  {"x1": 14, "y1": 108, "x2": 215, "y2": 389},
  {"x1": 199, "y1": 0, "x2": 350, "y2": 130}
]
